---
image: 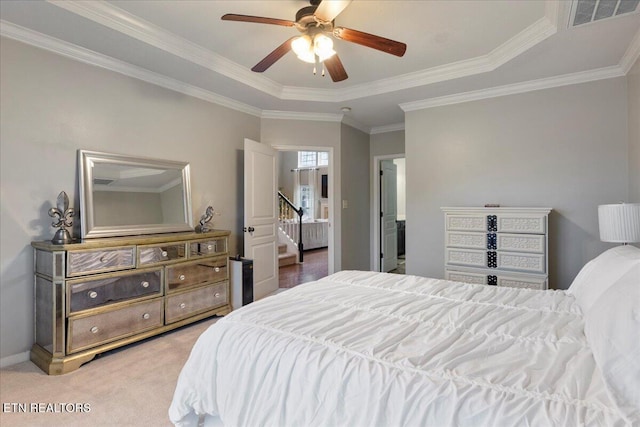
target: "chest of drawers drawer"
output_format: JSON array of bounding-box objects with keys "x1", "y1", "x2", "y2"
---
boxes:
[
  {"x1": 445, "y1": 213, "x2": 546, "y2": 234},
  {"x1": 165, "y1": 282, "x2": 228, "y2": 324},
  {"x1": 446, "y1": 231, "x2": 545, "y2": 253},
  {"x1": 67, "y1": 298, "x2": 163, "y2": 353},
  {"x1": 445, "y1": 248, "x2": 545, "y2": 273},
  {"x1": 67, "y1": 246, "x2": 135, "y2": 276},
  {"x1": 137, "y1": 243, "x2": 187, "y2": 267},
  {"x1": 189, "y1": 238, "x2": 227, "y2": 258},
  {"x1": 67, "y1": 268, "x2": 162, "y2": 314},
  {"x1": 166, "y1": 256, "x2": 228, "y2": 292},
  {"x1": 445, "y1": 269, "x2": 547, "y2": 290}
]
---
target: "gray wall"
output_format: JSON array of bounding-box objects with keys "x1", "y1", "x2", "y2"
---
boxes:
[
  {"x1": 341, "y1": 123, "x2": 371, "y2": 270},
  {"x1": 405, "y1": 78, "x2": 629, "y2": 290},
  {"x1": 629, "y1": 57, "x2": 640, "y2": 202},
  {"x1": 278, "y1": 151, "x2": 298, "y2": 199},
  {"x1": 370, "y1": 130, "x2": 405, "y2": 158},
  {"x1": 0, "y1": 38, "x2": 260, "y2": 361}
]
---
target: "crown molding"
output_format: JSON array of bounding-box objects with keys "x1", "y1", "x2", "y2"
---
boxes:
[
  {"x1": 0, "y1": 20, "x2": 262, "y2": 118},
  {"x1": 620, "y1": 28, "x2": 640, "y2": 74},
  {"x1": 261, "y1": 110, "x2": 343, "y2": 122},
  {"x1": 341, "y1": 116, "x2": 370, "y2": 134},
  {"x1": 46, "y1": 0, "x2": 558, "y2": 104},
  {"x1": 370, "y1": 123, "x2": 405, "y2": 135},
  {"x1": 399, "y1": 65, "x2": 625, "y2": 111},
  {"x1": 47, "y1": 0, "x2": 284, "y2": 99}
]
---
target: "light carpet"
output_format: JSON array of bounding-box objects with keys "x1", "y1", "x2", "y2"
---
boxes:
[{"x1": 0, "y1": 317, "x2": 218, "y2": 427}]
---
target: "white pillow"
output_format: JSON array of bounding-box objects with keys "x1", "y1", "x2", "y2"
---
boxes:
[
  {"x1": 584, "y1": 264, "x2": 640, "y2": 424},
  {"x1": 567, "y1": 245, "x2": 640, "y2": 313}
]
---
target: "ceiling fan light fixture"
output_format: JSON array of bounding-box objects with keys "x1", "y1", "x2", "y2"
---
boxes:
[
  {"x1": 314, "y1": 34, "x2": 336, "y2": 61},
  {"x1": 292, "y1": 35, "x2": 315, "y2": 63},
  {"x1": 292, "y1": 34, "x2": 335, "y2": 64}
]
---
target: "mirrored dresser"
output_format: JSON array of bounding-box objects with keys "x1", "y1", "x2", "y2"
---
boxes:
[
  {"x1": 442, "y1": 207, "x2": 552, "y2": 290},
  {"x1": 31, "y1": 230, "x2": 230, "y2": 374}
]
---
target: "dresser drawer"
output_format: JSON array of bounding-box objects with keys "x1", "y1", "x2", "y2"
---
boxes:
[
  {"x1": 189, "y1": 238, "x2": 228, "y2": 258},
  {"x1": 67, "y1": 268, "x2": 162, "y2": 314},
  {"x1": 445, "y1": 269, "x2": 487, "y2": 285},
  {"x1": 497, "y1": 251, "x2": 545, "y2": 274},
  {"x1": 67, "y1": 298, "x2": 163, "y2": 353},
  {"x1": 67, "y1": 246, "x2": 135, "y2": 276},
  {"x1": 446, "y1": 248, "x2": 545, "y2": 274},
  {"x1": 497, "y1": 214, "x2": 546, "y2": 234},
  {"x1": 446, "y1": 231, "x2": 545, "y2": 253},
  {"x1": 166, "y1": 256, "x2": 228, "y2": 292},
  {"x1": 165, "y1": 282, "x2": 228, "y2": 324},
  {"x1": 445, "y1": 215, "x2": 486, "y2": 232},
  {"x1": 445, "y1": 248, "x2": 486, "y2": 268},
  {"x1": 446, "y1": 269, "x2": 547, "y2": 290},
  {"x1": 138, "y1": 243, "x2": 187, "y2": 267},
  {"x1": 445, "y1": 232, "x2": 487, "y2": 250},
  {"x1": 497, "y1": 275, "x2": 547, "y2": 290}
]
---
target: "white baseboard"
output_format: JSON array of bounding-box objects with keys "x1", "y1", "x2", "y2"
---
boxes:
[{"x1": 0, "y1": 351, "x2": 30, "y2": 368}]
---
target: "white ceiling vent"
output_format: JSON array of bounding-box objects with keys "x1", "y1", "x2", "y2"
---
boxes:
[{"x1": 570, "y1": 0, "x2": 639, "y2": 27}]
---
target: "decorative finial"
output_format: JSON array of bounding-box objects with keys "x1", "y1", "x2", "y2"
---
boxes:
[
  {"x1": 48, "y1": 191, "x2": 74, "y2": 244},
  {"x1": 195, "y1": 206, "x2": 218, "y2": 233}
]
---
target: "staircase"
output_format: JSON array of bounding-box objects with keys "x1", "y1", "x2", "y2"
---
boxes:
[{"x1": 278, "y1": 243, "x2": 297, "y2": 268}]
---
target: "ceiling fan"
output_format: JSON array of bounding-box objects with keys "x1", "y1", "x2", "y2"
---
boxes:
[{"x1": 221, "y1": 0, "x2": 407, "y2": 82}]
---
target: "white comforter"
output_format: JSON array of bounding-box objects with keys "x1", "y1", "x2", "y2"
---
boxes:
[{"x1": 169, "y1": 271, "x2": 626, "y2": 426}]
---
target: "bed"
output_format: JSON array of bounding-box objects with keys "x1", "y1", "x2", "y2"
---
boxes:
[{"x1": 169, "y1": 246, "x2": 640, "y2": 426}]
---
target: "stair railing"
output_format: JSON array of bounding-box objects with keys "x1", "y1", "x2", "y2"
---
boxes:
[{"x1": 278, "y1": 191, "x2": 304, "y2": 262}]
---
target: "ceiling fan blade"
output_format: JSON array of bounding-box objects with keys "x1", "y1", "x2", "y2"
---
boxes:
[
  {"x1": 334, "y1": 27, "x2": 406, "y2": 57},
  {"x1": 314, "y1": 0, "x2": 353, "y2": 23},
  {"x1": 221, "y1": 14, "x2": 295, "y2": 27},
  {"x1": 251, "y1": 37, "x2": 296, "y2": 72},
  {"x1": 324, "y1": 54, "x2": 348, "y2": 82}
]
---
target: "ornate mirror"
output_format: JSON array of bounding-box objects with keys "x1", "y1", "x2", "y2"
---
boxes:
[{"x1": 78, "y1": 150, "x2": 193, "y2": 239}]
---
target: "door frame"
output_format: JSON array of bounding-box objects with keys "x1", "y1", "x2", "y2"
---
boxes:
[
  {"x1": 272, "y1": 145, "x2": 335, "y2": 275},
  {"x1": 371, "y1": 153, "x2": 405, "y2": 272}
]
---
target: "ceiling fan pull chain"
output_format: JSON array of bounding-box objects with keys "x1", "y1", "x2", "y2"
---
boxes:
[{"x1": 322, "y1": 63, "x2": 326, "y2": 77}]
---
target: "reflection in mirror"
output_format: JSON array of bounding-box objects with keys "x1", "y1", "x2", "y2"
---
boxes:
[{"x1": 79, "y1": 150, "x2": 193, "y2": 239}]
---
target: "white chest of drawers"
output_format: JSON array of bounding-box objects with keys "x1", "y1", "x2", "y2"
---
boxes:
[
  {"x1": 441, "y1": 207, "x2": 552, "y2": 290},
  {"x1": 31, "y1": 230, "x2": 230, "y2": 374}
]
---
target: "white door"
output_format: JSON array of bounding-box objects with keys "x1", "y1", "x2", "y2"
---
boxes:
[
  {"x1": 381, "y1": 160, "x2": 398, "y2": 272},
  {"x1": 244, "y1": 138, "x2": 278, "y2": 300}
]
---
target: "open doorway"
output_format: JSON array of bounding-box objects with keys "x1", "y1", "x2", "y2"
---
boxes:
[
  {"x1": 373, "y1": 155, "x2": 406, "y2": 274},
  {"x1": 276, "y1": 148, "x2": 332, "y2": 288}
]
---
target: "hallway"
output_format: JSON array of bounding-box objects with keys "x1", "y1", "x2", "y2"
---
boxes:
[{"x1": 279, "y1": 248, "x2": 328, "y2": 288}]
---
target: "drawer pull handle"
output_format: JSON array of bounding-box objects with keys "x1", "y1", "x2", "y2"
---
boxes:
[
  {"x1": 161, "y1": 251, "x2": 168, "y2": 258},
  {"x1": 207, "y1": 244, "x2": 213, "y2": 250},
  {"x1": 90, "y1": 326, "x2": 99, "y2": 334},
  {"x1": 179, "y1": 303, "x2": 187, "y2": 309},
  {"x1": 142, "y1": 313, "x2": 150, "y2": 320},
  {"x1": 141, "y1": 281, "x2": 150, "y2": 288},
  {"x1": 88, "y1": 291, "x2": 98, "y2": 299},
  {"x1": 214, "y1": 292, "x2": 221, "y2": 298},
  {"x1": 214, "y1": 267, "x2": 220, "y2": 273},
  {"x1": 179, "y1": 274, "x2": 186, "y2": 281}
]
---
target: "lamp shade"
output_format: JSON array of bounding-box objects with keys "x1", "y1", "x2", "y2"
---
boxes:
[{"x1": 598, "y1": 203, "x2": 640, "y2": 243}]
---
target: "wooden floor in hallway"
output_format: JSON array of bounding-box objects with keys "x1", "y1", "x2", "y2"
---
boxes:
[{"x1": 279, "y1": 248, "x2": 328, "y2": 288}]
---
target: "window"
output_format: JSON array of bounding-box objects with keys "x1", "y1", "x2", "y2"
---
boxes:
[
  {"x1": 298, "y1": 151, "x2": 329, "y2": 168},
  {"x1": 299, "y1": 185, "x2": 314, "y2": 219},
  {"x1": 318, "y1": 152, "x2": 329, "y2": 166}
]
